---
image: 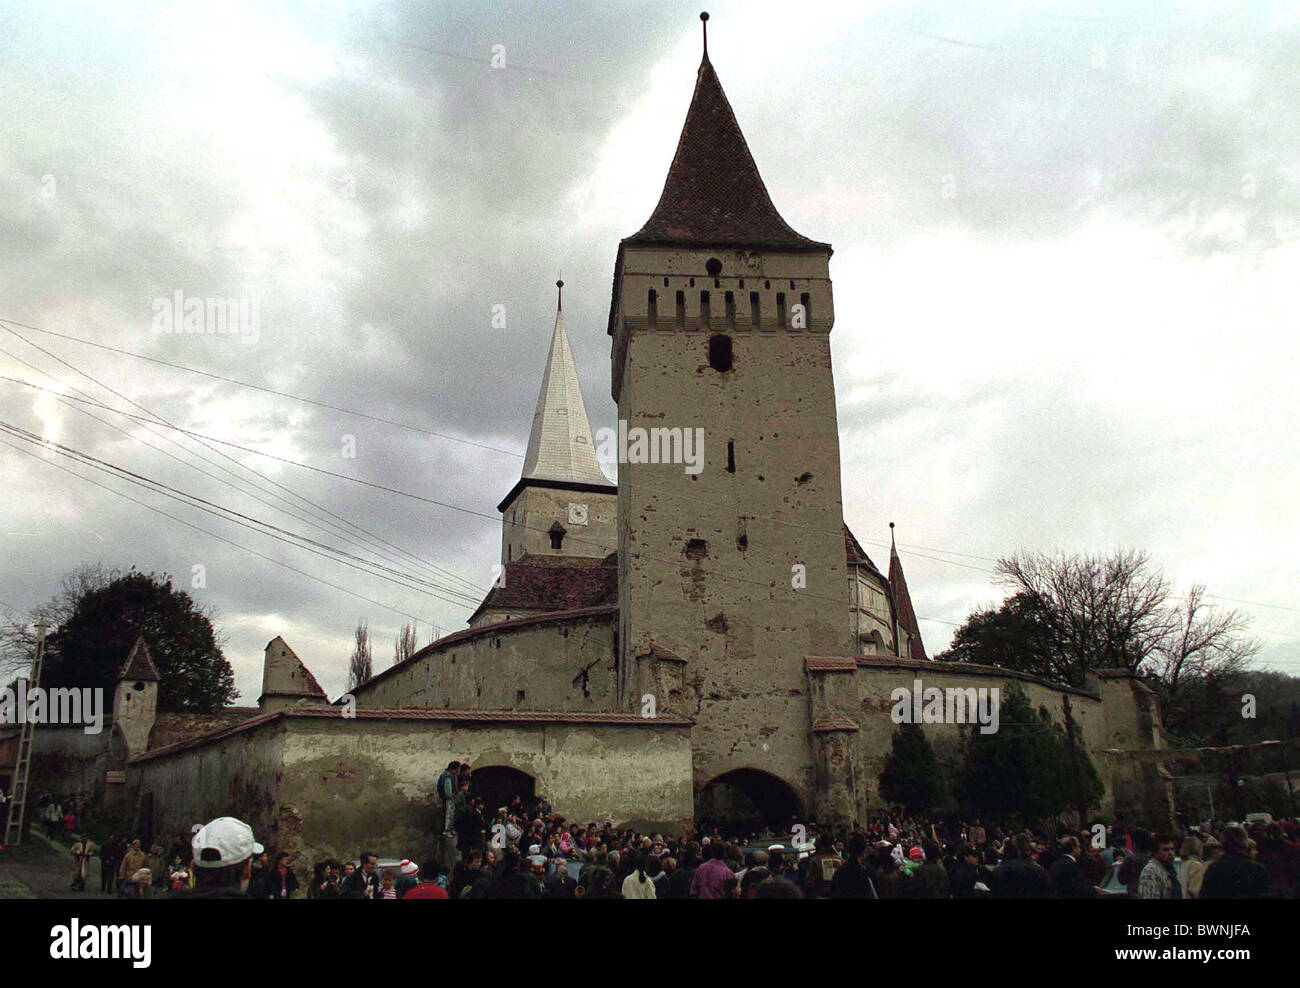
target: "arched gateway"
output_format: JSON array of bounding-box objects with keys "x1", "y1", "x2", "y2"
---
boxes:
[{"x1": 697, "y1": 769, "x2": 804, "y2": 835}]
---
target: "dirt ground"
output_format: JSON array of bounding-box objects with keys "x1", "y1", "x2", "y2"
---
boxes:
[{"x1": 0, "y1": 835, "x2": 110, "y2": 900}]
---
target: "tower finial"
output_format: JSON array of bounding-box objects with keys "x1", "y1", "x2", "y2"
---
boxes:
[
  {"x1": 700, "y1": 11, "x2": 709, "y2": 57},
  {"x1": 889, "y1": 521, "x2": 896, "y2": 550},
  {"x1": 556, "y1": 278, "x2": 564, "y2": 311}
]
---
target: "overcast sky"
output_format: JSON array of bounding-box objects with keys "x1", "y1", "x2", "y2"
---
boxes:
[{"x1": 2, "y1": 0, "x2": 1296, "y2": 703}]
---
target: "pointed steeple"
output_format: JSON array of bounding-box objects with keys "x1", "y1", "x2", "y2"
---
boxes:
[
  {"x1": 258, "y1": 636, "x2": 326, "y2": 712},
  {"x1": 624, "y1": 15, "x2": 828, "y2": 252},
  {"x1": 519, "y1": 281, "x2": 614, "y2": 489},
  {"x1": 888, "y1": 523, "x2": 928, "y2": 660},
  {"x1": 118, "y1": 636, "x2": 160, "y2": 682}
]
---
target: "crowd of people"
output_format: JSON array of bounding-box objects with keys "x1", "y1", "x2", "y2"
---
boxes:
[{"x1": 10, "y1": 768, "x2": 1297, "y2": 900}]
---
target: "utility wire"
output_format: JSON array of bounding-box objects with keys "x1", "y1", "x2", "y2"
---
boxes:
[{"x1": 0, "y1": 329, "x2": 486, "y2": 597}]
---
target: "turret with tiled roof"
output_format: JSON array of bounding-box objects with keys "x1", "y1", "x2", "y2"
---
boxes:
[
  {"x1": 258, "y1": 636, "x2": 327, "y2": 712},
  {"x1": 118, "y1": 636, "x2": 160, "y2": 682},
  {"x1": 888, "y1": 523, "x2": 928, "y2": 661}
]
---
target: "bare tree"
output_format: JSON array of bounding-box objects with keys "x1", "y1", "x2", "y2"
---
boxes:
[
  {"x1": 394, "y1": 622, "x2": 418, "y2": 667},
  {"x1": 1, "y1": 563, "x2": 120, "y2": 682},
  {"x1": 346, "y1": 620, "x2": 372, "y2": 692},
  {"x1": 995, "y1": 549, "x2": 1172, "y2": 685}
]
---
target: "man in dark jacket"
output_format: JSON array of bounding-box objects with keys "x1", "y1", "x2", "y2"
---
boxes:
[
  {"x1": 949, "y1": 843, "x2": 984, "y2": 898},
  {"x1": 340, "y1": 851, "x2": 380, "y2": 899},
  {"x1": 1201, "y1": 826, "x2": 1269, "y2": 899},
  {"x1": 993, "y1": 835, "x2": 1049, "y2": 899},
  {"x1": 1047, "y1": 836, "x2": 1096, "y2": 898},
  {"x1": 829, "y1": 833, "x2": 877, "y2": 899},
  {"x1": 907, "y1": 841, "x2": 949, "y2": 898}
]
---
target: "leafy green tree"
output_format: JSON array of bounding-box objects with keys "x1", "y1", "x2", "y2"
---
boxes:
[
  {"x1": 40, "y1": 569, "x2": 236, "y2": 712},
  {"x1": 957, "y1": 683, "x2": 1103, "y2": 822},
  {"x1": 878, "y1": 722, "x2": 941, "y2": 815}
]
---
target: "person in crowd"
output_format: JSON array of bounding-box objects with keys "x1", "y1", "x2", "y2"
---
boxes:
[
  {"x1": 380, "y1": 868, "x2": 398, "y2": 899},
  {"x1": 992, "y1": 834, "x2": 1048, "y2": 899},
  {"x1": 119, "y1": 868, "x2": 152, "y2": 899},
  {"x1": 100, "y1": 834, "x2": 123, "y2": 895},
  {"x1": 1047, "y1": 836, "x2": 1096, "y2": 899},
  {"x1": 340, "y1": 851, "x2": 380, "y2": 899},
  {"x1": 395, "y1": 859, "x2": 420, "y2": 898},
  {"x1": 118, "y1": 839, "x2": 147, "y2": 886},
  {"x1": 436, "y1": 760, "x2": 461, "y2": 835},
  {"x1": 829, "y1": 833, "x2": 877, "y2": 899},
  {"x1": 621, "y1": 850, "x2": 657, "y2": 899},
  {"x1": 1137, "y1": 835, "x2": 1181, "y2": 900},
  {"x1": 404, "y1": 859, "x2": 450, "y2": 899},
  {"x1": 1179, "y1": 836, "x2": 1207, "y2": 899},
  {"x1": 264, "y1": 851, "x2": 299, "y2": 899},
  {"x1": 689, "y1": 840, "x2": 733, "y2": 899},
  {"x1": 168, "y1": 817, "x2": 256, "y2": 899},
  {"x1": 1119, "y1": 828, "x2": 1153, "y2": 897},
  {"x1": 1201, "y1": 825, "x2": 1269, "y2": 899},
  {"x1": 68, "y1": 833, "x2": 91, "y2": 891}
]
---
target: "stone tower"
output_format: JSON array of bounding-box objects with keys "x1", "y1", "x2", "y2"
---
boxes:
[
  {"x1": 498, "y1": 280, "x2": 617, "y2": 566},
  {"x1": 258, "y1": 636, "x2": 327, "y2": 713},
  {"x1": 113, "y1": 636, "x2": 159, "y2": 757},
  {"x1": 607, "y1": 28, "x2": 852, "y2": 820}
]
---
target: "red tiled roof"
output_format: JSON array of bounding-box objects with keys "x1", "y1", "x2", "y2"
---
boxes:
[
  {"x1": 623, "y1": 56, "x2": 829, "y2": 252},
  {"x1": 811, "y1": 714, "x2": 859, "y2": 733},
  {"x1": 805, "y1": 657, "x2": 857, "y2": 672},
  {"x1": 469, "y1": 559, "x2": 617, "y2": 624}
]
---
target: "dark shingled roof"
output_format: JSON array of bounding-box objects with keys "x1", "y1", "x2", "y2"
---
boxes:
[
  {"x1": 622, "y1": 55, "x2": 829, "y2": 252},
  {"x1": 118, "y1": 637, "x2": 160, "y2": 682},
  {"x1": 889, "y1": 537, "x2": 928, "y2": 661},
  {"x1": 469, "y1": 556, "x2": 617, "y2": 625},
  {"x1": 844, "y1": 524, "x2": 886, "y2": 582}
]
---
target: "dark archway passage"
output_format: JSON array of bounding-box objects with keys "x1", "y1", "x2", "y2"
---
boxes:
[
  {"x1": 696, "y1": 769, "x2": 804, "y2": 837},
  {"x1": 472, "y1": 765, "x2": 535, "y2": 814}
]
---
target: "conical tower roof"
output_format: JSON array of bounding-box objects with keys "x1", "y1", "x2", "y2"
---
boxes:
[
  {"x1": 118, "y1": 636, "x2": 160, "y2": 682},
  {"x1": 519, "y1": 281, "x2": 614, "y2": 489},
  {"x1": 623, "y1": 47, "x2": 828, "y2": 252}
]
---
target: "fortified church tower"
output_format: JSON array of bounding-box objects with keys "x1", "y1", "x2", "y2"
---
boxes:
[{"x1": 608, "y1": 14, "x2": 855, "y2": 823}]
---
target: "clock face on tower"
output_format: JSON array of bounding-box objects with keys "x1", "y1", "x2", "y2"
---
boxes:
[{"x1": 567, "y1": 502, "x2": 589, "y2": 526}]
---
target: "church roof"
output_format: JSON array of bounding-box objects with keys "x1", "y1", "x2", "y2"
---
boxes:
[
  {"x1": 118, "y1": 636, "x2": 160, "y2": 682},
  {"x1": 622, "y1": 54, "x2": 829, "y2": 252},
  {"x1": 888, "y1": 526, "x2": 928, "y2": 661},
  {"x1": 468, "y1": 555, "x2": 617, "y2": 625},
  {"x1": 519, "y1": 283, "x2": 614, "y2": 491},
  {"x1": 844, "y1": 524, "x2": 886, "y2": 582}
]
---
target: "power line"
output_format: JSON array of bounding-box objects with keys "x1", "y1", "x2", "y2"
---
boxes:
[
  {"x1": 0, "y1": 436, "x2": 432, "y2": 625},
  {"x1": 0, "y1": 420, "x2": 481, "y2": 608},
  {"x1": 0, "y1": 316, "x2": 523, "y2": 457},
  {"x1": 0, "y1": 328, "x2": 487, "y2": 597}
]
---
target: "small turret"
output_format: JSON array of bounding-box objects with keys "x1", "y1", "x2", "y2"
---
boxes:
[
  {"x1": 113, "y1": 636, "x2": 159, "y2": 756},
  {"x1": 258, "y1": 636, "x2": 327, "y2": 713}
]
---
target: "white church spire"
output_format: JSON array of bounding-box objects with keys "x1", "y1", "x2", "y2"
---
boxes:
[{"x1": 520, "y1": 280, "x2": 612, "y2": 487}]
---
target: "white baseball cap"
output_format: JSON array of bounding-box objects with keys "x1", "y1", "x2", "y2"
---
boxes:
[{"x1": 191, "y1": 817, "x2": 256, "y2": 868}]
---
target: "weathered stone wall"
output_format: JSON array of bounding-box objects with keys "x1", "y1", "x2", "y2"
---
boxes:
[
  {"x1": 129, "y1": 718, "x2": 286, "y2": 850},
  {"x1": 354, "y1": 609, "x2": 617, "y2": 712},
  {"x1": 848, "y1": 659, "x2": 1173, "y2": 827},
  {"x1": 613, "y1": 244, "x2": 852, "y2": 814},
  {"x1": 275, "y1": 715, "x2": 693, "y2": 867},
  {"x1": 127, "y1": 712, "x2": 692, "y2": 873},
  {"x1": 29, "y1": 725, "x2": 110, "y2": 805}
]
